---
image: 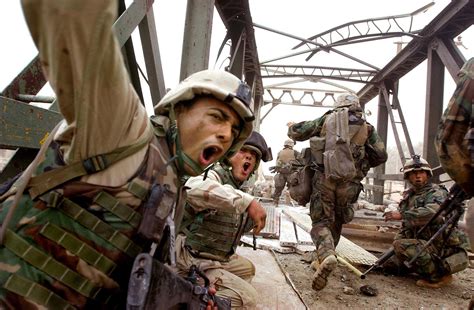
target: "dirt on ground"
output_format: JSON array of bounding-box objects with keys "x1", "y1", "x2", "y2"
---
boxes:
[{"x1": 275, "y1": 252, "x2": 474, "y2": 309}]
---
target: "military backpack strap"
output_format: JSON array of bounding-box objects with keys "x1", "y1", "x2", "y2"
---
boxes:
[{"x1": 28, "y1": 129, "x2": 154, "y2": 199}]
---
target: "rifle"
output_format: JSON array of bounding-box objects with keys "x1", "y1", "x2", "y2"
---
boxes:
[
  {"x1": 361, "y1": 184, "x2": 467, "y2": 279},
  {"x1": 127, "y1": 253, "x2": 231, "y2": 310}
]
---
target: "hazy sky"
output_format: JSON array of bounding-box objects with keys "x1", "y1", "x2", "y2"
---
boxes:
[{"x1": 1, "y1": 1, "x2": 473, "y2": 173}]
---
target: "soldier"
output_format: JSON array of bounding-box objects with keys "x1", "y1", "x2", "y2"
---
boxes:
[
  {"x1": 384, "y1": 156, "x2": 470, "y2": 288},
  {"x1": 177, "y1": 131, "x2": 272, "y2": 308},
  {"x1": 272, "y1": 139, "x2": 299, "y2": 206},
  {"x1": 435, "y1": 57, "x2": 473, "y2": 308},
  {"x1": 288, "y1": 93, "x2": 387, "y2": 290},
  {"x1": 0, "y1": 1, "x2": 257, "y2": 308}
]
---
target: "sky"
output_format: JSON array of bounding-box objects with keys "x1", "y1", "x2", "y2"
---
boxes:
[{"x1": 1, "y1": 1, "x2": 473, "y2": 175}]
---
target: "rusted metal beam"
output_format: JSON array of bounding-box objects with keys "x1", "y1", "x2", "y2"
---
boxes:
[
  {"x1": 0, "y1": 96, "x2": 62, "y2": 149},
  {"x1": 358, "y1": 0, "x2": 474, "y2": 104},
  {"x1": 432, "y1": 37, "x2": 466, "y2": 81},
  {"x1": 180, "y1": 0, "x2": 214, "y2": 80},
  {"x1": 138, "y1": 4, "x2": 166, "y2": 104},
  {"x1": 1, "y1": 56, "x2": 46, "y2": 99},
  {"x1": 423, "y1": 46, "x2": 445, "y2": 175}
]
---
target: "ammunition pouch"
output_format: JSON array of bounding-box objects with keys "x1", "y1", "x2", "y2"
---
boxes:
[
  {"x1": 309, "y1": 136, "x2": 325, "y2": 165},
  {"x1": 137, "y1": 183, "x2": 175, "y2": 242}
]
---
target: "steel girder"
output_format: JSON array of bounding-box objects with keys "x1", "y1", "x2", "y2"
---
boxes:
[{"x1": 358, "y1": 0, "x2": 474, "y2": 105}]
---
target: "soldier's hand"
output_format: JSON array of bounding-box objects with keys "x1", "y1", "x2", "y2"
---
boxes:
[
  {"x1": 247, "y1": 199, "x2": 267, "y2": 234},
  {"x1": 384, "y1": 210, "x2": 402, "y2": 221},
  {"x1": 287, "y1": 121, "x2": 296, "y2": 127}
]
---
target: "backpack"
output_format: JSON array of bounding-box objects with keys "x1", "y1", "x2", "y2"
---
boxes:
[
  {"x1": 323, "y1": 108, "x2": 363, "y2": 181},
  {"x1": 288, "y1": 148, "x2": 314, "y2": 205}
]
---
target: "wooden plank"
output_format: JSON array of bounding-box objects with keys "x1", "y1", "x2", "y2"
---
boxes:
[
  {"x1": 279, "y1": 213, "x2": 298, "y2": 247},
  {"x1": 294, "y1": 244, "x2": 316, "y2": 255},
  {"x1": 294, "y1": 224, "x2": 313, "y2": 245},
  {"x1": 241, "y1": 236, "x2": 294, "y2": 254},
  {"x1": 259, "y1": 203, "x2": 280, "y2": 239}
]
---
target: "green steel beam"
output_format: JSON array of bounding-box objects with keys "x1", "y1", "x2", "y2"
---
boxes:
[{"x1": 0, "y1": 96, "x2": 62, "y2": 149}]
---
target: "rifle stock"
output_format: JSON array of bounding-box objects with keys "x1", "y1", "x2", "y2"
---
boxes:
[{"x1": 127, "y1": 253, "x2": 231, "y2": 310}]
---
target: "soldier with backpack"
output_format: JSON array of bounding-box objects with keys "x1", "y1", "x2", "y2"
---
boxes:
[
  {"x1": 272, "y1": 139, "x2": 299, "y2": 206},
  {"x1": 288, "y1": 93, "x2": 387, "y2": 290}
]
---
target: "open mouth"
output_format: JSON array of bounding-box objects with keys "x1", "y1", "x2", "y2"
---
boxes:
[
  {"x1": 243, "y1": 162, "x2": 251, "y2": 173},
  {"x1": 200, "y1": 146, "x2": 221, "y2": 166}
]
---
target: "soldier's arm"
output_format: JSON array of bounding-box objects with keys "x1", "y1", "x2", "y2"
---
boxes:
[
  {"x1": 185, "y1": 171, "x2": 253, "y2": 214},
  {"x1": 365, "y1": 124, "x2": 388, "y2": 167},
  {"x1": 287, "y1": 116, "x2": 326, "y2": 141},
  {"x1": 402, "y1": 189, "x2": 447, "y2": 228},
  {"x1": 21, "y1": 1, "x2": 151, "y2": 167}
]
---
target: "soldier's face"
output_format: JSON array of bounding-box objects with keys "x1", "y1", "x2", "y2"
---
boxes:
[
  {"x1": 408, "y1": 170, "x2": 429, "y2": 188},
  {"x1": 176, "y1": 97, "x2": 241, "y2": 176},
  {"x1": 229, "y1": 148, "x2": 258, "y2": 182}
]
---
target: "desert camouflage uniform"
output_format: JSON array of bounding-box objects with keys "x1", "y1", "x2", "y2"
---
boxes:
[
  {"x1": 0, "y1": 1, "x2": 184, "y2": 308},
  {"x1": 393, "y1": 183, "x2": 470, "y2": 282},
  {"x1": 272, "y1": 148, "x2": 299, "y2": 204},
  {"x1": 288, "y1": 108, "x2": 387, "y2": 261},
  {"x1": 176, "y1": 164, "x2": 257, "y2": 308},
  {"x1": 435, "y1": 57, "x2": 474, "y2": 197}
]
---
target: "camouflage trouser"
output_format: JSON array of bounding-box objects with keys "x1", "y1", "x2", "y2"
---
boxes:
[
  {"x1": 309, "y1": 170, "x2": 362, "y2": 262},
  {"x1": 176, "y1": 235, "x2": 257, "y2": 308},
  {"x1": 272, "y1": 172, "x2": 291, "y2": 202},
  {"x1": 392, "y1": 238, "x2": 468, "y2": 282}
]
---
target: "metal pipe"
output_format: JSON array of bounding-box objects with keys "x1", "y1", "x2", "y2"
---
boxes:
[{"x1": 337, "y1": 256, "x2": 365, "y2": 279}]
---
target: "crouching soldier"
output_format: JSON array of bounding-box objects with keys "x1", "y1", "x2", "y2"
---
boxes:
[
  {"x1": 177, "y1": 131, "x2": 272, "y2": 308},
  {"x1": 0, "y1": 0, "x2": 255, "y2": 308},
  {"x1": 384, "y1": 156, "x2": 470, "y2": 288}
]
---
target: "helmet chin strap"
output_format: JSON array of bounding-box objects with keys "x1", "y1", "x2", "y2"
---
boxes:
[{"x1": 168, "y1": 106, "x2": 205, "y2": 177}]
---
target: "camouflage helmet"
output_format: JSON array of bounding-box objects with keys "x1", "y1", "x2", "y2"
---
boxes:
[
  {"x1": 402, "y1": 155, "x2": 432, "y2": 179},
  {"x1": 243, "y1": 131, "x2": 273, "y2": 163},
  {"x1": 336, "y1": 92, "x2": 360, "y2": 108},
  {"x1": 284, "y1": 139, "x2": 295, "y2": 147},
  {"x1": 154, "y1": 70, "x2": 255, "y2": 158}
]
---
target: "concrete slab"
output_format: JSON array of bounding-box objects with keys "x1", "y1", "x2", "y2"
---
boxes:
[{"x1": 237, "y1": 246, "x2": 307, "y2": 310}]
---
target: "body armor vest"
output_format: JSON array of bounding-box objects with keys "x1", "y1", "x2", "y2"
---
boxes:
[
  {"x1": 181, "y1": 165, "x2": 250, "y2": 261},
  {"x1": 0, "y1": 136, "x2": 183, "y2": 308},
  {"x1": 277, "y1": 148, "x2": 297, "y2": 174}
]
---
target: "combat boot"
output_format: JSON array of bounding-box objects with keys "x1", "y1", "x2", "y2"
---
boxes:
[
  {"x1": 312, "y1": 254, "x2": 337, "y2": 290},
  {"x1": 415, "y1": 274, "x2": 453, "y2": 288}
]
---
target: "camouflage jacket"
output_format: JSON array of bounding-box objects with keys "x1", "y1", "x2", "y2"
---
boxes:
[
  {"x1": 287, "y1": 107, "x2": 387, "y2": 180},
  {"x1": 0, "y1": 136, "x2": 184, "y2": 308},
  {"x1": 184, "y1": 163, "x2": 253, "y2": 214},
  {"x1": 396, "y1": 183, "x2": 470, "y2": 255},
  {"x1": 435, "y1": 57, "x2": 474, "y2": 196}
]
